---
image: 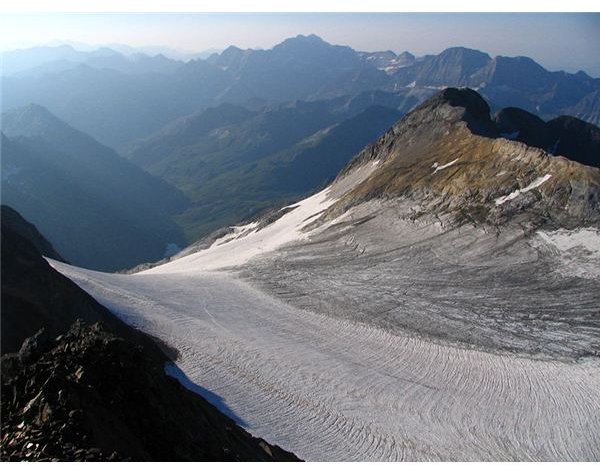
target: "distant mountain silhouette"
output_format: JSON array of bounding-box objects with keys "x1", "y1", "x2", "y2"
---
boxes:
[{"x1": 4, "y1": 36, "x2": 598, "y2": 149}]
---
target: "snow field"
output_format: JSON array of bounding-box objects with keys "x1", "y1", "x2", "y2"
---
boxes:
[
  {"x1": 46, "y1": 158, "x2": 599, "y2": 461},
  {"x1": 51, "y1": 260, "x2": 600, "y2": 461},
  {"x1": 141, "y1": 188, "x2": 336, "y2": 274}
]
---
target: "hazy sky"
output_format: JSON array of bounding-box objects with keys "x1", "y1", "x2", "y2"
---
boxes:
[{"x1": 2, "y1": 13, "x2": 599, "y2": 76}]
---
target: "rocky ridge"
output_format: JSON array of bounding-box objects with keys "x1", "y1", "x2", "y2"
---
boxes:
[{"x1": 319, "y1": 88, "x2": 600, "y2": 231}]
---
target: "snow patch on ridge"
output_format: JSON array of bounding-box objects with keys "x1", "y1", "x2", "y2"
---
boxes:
[
  {"x1": 212, "y1": 222, "x2": 260, "y2": 247},
  {"x1": 495, "y1": 174, "x2": 552, "y2": 205},
  {"x1": 141, "y1": 188, "x2": 337, "y2": 274},
  {"x1": 432, "y1": 158, "x2": 460, "y2": 174}
]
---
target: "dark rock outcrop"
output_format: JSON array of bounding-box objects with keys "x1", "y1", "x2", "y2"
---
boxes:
[
  {"x1": 494, "y1": 107, "x2": 551, "y2": 148},
  {"x1": 547, "y1": 116, "x2": 600, "y2": 168},
  {"x1": 494, "y1": 108, "x2": 600, "y2": 168},
  {"x1": 1, "y1": 206, "x2": 117, "y2": 354},
  {"x1": 0, "y1": 206, "x2": 165, "y2": 356},
  {"x1": 0, "y1": 322, "x2": 299, "y2": 461}
]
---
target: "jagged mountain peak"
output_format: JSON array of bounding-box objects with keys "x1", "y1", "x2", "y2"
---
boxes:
[
  {"x1": 416, "y1": 87, "x2": 492, "y2": 122},
  {"x1": 4, "y1": 102, "x2": 58, "y2": 120},
  {"x1": 494, "y1": 54, "x2": 544, "y2": 68},
  {"x1": 371, "y1": 87, "x2": 498, "y2": 143},
  {"x1": 575, "y1": 70, "x2": 592, "y2": 79},
  {"x1": 273, "y1": 34, "x2": 353, "y2": 56},
  {"x1": 215, "y1": 44, "x2": 246, "y2": 58},
  {"x1": 2, "y1": 103, "x2": 125, "y2": 153},
  {"x1": 278, "y1": 33, "x2": 328, "y2": 46},
  {"x1": 409, "y1": 47, "x2": 492, "y2": 86}
]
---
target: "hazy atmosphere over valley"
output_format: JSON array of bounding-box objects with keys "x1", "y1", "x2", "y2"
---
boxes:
[{"x1": 1, "y1": 8, "x2": 599, "y2": 462}]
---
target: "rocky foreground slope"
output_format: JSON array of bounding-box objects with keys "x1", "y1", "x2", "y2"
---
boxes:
[{"x1": 1, "y1": 322, "x2": 297, "y2": 461}]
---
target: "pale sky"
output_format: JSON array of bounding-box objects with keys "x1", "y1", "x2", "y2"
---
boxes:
[{"x1": 1, "y1": 13, "x2": 599, "y2": 76}]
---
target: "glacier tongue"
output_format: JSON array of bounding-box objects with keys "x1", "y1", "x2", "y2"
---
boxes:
[{"x1": 49, "y1": 259, "x2": 600, "y2": 461}]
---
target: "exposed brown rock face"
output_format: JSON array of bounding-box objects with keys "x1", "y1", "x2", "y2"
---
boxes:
[{"x1": 327, "y1": 88, "x2": 600, "y2": 230}]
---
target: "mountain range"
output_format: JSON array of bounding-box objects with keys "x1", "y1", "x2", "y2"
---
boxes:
[
  {"x1": 2, "y1": 89, "x2": 598, "y2": 270},
  {"x1": 1, "y1": 44, "x2": 183, "y2": 76},
  {"x1": 3, "y1": 35, "x2": 599, "y2": 150}
]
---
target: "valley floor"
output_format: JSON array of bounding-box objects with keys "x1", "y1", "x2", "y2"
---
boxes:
[{"x1": 51, "y1": 259, "x2": 600, "y2": 461}]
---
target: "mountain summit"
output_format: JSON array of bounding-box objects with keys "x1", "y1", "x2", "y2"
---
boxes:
[{"x1": 331, "y1": 88, "x2": 599, "y2": 229}]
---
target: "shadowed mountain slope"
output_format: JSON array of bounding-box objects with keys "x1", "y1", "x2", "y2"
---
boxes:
[
  {"x1": 494, "y1": 107, "x2": 600, "y2": 167},
  {"x1": 127, "y1": 101, "x2": 401, "y2": 240},
  {"x1": 1, "y1": 105, "x2": 189, "y2": 271}
]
